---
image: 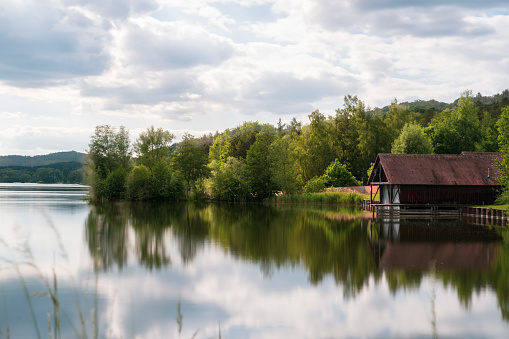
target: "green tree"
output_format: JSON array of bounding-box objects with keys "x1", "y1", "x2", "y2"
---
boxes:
[
  {"x1": 391, "y1": 122, "x2": 433, "y2": 154},
  {"x1": 127, "y1": 165, "x2": 152, "y2": 200},
  {"x1": 476, "y1": 111, "x2": 499, "y2": 152},
  {"x1": 209, "y1": 157, "x2": 248, "y2": 201},
  {"x1": 426, "y1": 92, "x2": 481, "y2": 154},
  {"x1": 86, "y1": 125, "x2": 131, "y2": 200},
  {"x1": 101, "y1": 167, "x2": 128, "y2": 200},
  {"x1": 245, "y1": 132, "x2": 277, "y2": 200},
  {"x1": 208, "y1": 134, "x2": 232, "y2": 164},
  {"x1": 357, "y1": 114, "x2": 392, "y2": 181},
  {"x1": 322, "y1": 159, "x2": 360, "y2": 187},
  {"x1": 172, "y1": 133, "x2": 211, "y2": 193},
  {"x1": 301, "y1": 110, "x2": 336, "y2": 181},
  {"x1": 384, "y1": 99, "x2": 416, "y2": 140},
  {"x1": 333, "y1": 95, "x2": 362, "y2": 178},
  {"x1": 303, "y1": 175, "x2": 326, "y2": 193},
  {"x1": 151, "y1": 160, "x2": 185, "y2": 200},
  {"x1": 133, "y1": 126, "x2": 174, "y2": 169},
  {"x1": 230, "y1": 130, "x2": 258, "y2": 159},
  {"x1": 34, "y1": 168, "x2": 62, "y2": 183},
  {"x1": 268, "y1": 135, "x2": 302, "y2": 195},
  {"x1": 494, "y1": 106, "x2": 509, "y2": 203}
]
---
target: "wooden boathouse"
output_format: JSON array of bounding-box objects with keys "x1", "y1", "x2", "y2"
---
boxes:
[{"x1": 368, "y1": 152, "x2": 502, "y2": 214}]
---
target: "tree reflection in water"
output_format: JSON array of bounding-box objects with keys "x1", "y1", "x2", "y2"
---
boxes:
[{"x1": 85, "y1": 202, "x2": 509, "y2": 321}]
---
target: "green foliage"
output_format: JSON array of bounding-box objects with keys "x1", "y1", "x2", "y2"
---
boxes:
[
  {"x1": 172, "y1": 133, "x2": 212, "y2": 192},
  {"x1": 99, "y1": 167, "x2": 128, "y2": 200},
  {"x1": 268, "y1": 135, "x2": 302, "y2": 195},
  {"x1": 151, "y1": 161, "x2": 185, "y2": 200},
  {"x1": 0, "y1": 151, "x2": 84, "y2": 167},
  {"x1": 208, "y1": 134, "x2": 232, "y2": 164},
  {"x1": 86, "y1": 125, "x2": 131, "y2": 200},
  {"x1": 333, "y1": 97, "x2": 362, "y2": 178},
  {"x1": 426, "y1": 93, "x2": 481, "y2": 154},
  {"x1": 476, "y1": 111, "x2": 499, "y2": 152},
  {"x1": 209, "y1": 157, "x2": 248, "y2": 201},
  {"x1": 127, "y1": 165, "x2": 152, "y2": 200},
  {"x1": 303, "y1": 176, "x2": 326, "y2": 193},
  {"x1": 34, "y1": 167, "x2": 62, "y2": 183},
  {"x1": 391, "y1": 122, "x2": 433, "y2": 154},
  {"x1": 133, "y1": 126, "x2": 174, "y2": 169},
  {"x1": 273, "y1": 191, "x2": 363, "y2": 204},
  {"x1": 301, "y1": 110, "x2": 336, "y2": 181},
  {"x1": 322, "y1": 159, "x2": 360, "y2": 187},
  {"x1": 384, "y1": 100, "x2": 417, "y2": 140},
  {"x1": 494, "y1": 107, "x2": 509, "y2": 204},
  {"x1": 230, "y1": 130, "x2": 258, "y2": 159},
  {"x1": 245, "y1": 132, "x2": 277, "y2": 200},
  {"x1": 0, "y1": 168, "x2": 32, "y2": 182},
  {"x1": 357, "y1": 115, "x2": 392, "y2": 178},
  {"x1": 87, "y1": 125, "x2": 131, "y2": 180}
]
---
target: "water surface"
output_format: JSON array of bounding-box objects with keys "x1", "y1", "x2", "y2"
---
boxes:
[{"x1": 1, "y1": 184, "x2": 508, "y2": 338}]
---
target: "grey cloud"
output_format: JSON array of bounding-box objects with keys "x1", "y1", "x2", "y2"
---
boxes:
[
  {"x1": 123, "y1": 22, "x2": 234, "y2": 70},
  {"x1": 310, "y1": 0, "x2": 501, "y2": 37},
  {"x1": 243, "y1": 72, "x2": 356, "y2": 102},
  {"x1": 0, "y1": 2, "x2": 112, "y2": 87},
  {"x1": 65, "y1": 0, "x2": 160, "y2": 19},
  {"x1": 239, "y1": 72, "x2": 359, "y2": 114},
  {"x1": 354, "y1": 0, "x2": 509, "y2": 11},
  {"x1": 80, "y1": 71, "x2": 201, "y2": 106}
]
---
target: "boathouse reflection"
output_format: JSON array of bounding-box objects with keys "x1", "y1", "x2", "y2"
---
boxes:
[{"x1": 369, "y1": 217, "x2": 502, "y2": 272}]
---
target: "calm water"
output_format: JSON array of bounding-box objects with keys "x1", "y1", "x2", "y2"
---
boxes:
[{"x1": 1, "y1": 184, "x2": 509, "y2": 338}]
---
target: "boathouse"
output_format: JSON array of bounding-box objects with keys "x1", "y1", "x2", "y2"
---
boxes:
[{"x1": 368, "y1": 152, "x2": 502, "y2": 207}]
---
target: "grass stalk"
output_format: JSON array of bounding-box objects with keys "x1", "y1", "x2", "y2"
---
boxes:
[{"x1": 15, "y1": 266, "x2": 41, "y2": 339}]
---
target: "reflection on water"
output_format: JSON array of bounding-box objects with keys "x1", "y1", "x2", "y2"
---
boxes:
[
  {"x1": 86, "y1": 202, "x2": 375, "y2": 289},
  {"x1": 1, "y1": 184, "x2": 509, "y2": 338}
]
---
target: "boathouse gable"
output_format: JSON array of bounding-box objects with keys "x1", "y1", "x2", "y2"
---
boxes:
[{"x1": 368, "y1": 152, "x2": 502, "y2": 206}]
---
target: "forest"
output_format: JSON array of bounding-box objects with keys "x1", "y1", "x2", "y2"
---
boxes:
[
  {"x1": 0, "y1": 151, "x2": 85, "y2": 183},
  {"x1": 83, "y1": 90, "x2": 509, "y2": 201}
]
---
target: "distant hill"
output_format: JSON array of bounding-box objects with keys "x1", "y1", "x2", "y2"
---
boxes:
[
  {"x1": 0, "y1": 151, "x2": 85, "y2": 167},
  {"x1": 378, "y1": 89, "x2": 509, "y2": 115},
  {"x1": 379, "y1": 99, "x2": 453, "y2": 114}
]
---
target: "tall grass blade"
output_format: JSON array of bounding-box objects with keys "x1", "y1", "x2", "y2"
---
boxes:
[
  {"x1": 176, "y1": 299, "x2": 183, "y2": 339},
  {"x1": 15, "y1": 266, "x2": 41, "y2": 339},
  {"x1": 47, "y1": 313, "x2": 53, "y2": 339}
]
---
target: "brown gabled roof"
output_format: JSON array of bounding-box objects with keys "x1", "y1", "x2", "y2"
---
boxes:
[{"x1": 368, "y1": 152, "x2": 502, "y2": 186}]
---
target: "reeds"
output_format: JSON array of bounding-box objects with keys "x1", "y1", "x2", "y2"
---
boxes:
[{"x1": 272, "y1": 192, "x2": 364, "y2": 205}]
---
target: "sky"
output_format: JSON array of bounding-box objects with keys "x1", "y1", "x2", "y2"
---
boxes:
[{"x1": 0, "y1": 0, "x2": 508, "y2": 155}]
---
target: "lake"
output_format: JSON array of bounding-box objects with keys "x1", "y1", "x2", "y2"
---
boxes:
[{"x1": 0, "y1": 183, "x2": 508, "y2": 338}]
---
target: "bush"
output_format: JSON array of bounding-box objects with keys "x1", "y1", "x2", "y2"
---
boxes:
[
  {"x1": 322, "y1": 159, "x2": 360, "y2": 187},
  {"x1": 151, "y1": 161, "x2": 185, "y2": 201},
  {"x1": 127, "y1": 165, "x2": 152, "y2": 200},
  {"x1": 99, "y1": 168, "x2": 128, "y2": 200},
  {"x1": 303, "y1": 176, "x2": 326, "y2": 193}
]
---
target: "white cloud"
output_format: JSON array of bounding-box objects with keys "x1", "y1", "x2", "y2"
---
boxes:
[
  {"x1": 0, "y1": 0, "x2": 508, "y2": 154},
  {"x1": 0, "y1": 0, "x2": 112, "y2": 87},
  {"x1": 0, "y1": 111, "x2": 26, "y2": 118}
]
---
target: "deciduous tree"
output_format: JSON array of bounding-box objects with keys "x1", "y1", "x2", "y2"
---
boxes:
[
  {"x1": 133, "y1": 126, "x2": 174, "y2": 169},
  {"x1": 172, "y1": 133, "x2": 211, "y2": 193},
  {"x1": 391, "y1": 122, "x2": 433, "y2": 154}
]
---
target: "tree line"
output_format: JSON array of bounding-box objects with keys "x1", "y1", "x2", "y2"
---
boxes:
[
  {"x1": 0, "y1": 163, "x2": 84, "y2": 184},
  {"x1": 85, "y1": 90, "x2": 509, "y2": 201}
]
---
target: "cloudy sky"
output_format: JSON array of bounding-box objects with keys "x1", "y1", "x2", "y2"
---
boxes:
[{"x1": 0, "y1": 0, "x2": 508, "y2": 155}]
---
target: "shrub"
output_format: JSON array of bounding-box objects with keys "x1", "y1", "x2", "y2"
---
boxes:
[
  {"x1": 322, "y1": 159, "x2": 360, "y2": 187},
  {"x1": 303, "y1": 176, "x2": 326, "y2": 193},
  {"x1": 127, "y1": 165, "x2": 152, "y2": 200}
]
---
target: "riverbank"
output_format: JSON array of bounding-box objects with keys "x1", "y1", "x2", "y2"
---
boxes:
[{"x1": 268, "y1": 191, "x2": 364, "y2": 205}]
